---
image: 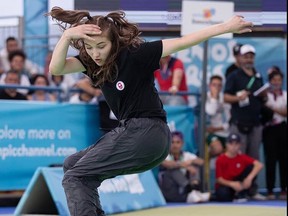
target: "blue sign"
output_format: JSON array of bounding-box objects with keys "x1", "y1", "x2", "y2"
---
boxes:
[
  {"x1": 0, "y1": 101, "x2": 101, "y2": 190},
  {"x1": 15, "y1": 167, "x2": 166, "y2": 215}
]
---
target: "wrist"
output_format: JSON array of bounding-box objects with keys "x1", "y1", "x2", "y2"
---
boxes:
[
  {"x1": 62, "y1": 31, "x2": 72, "y2": 42},
  {"x1": 171, "y1": 85, "x2": 179, "y2": 91},
  {"x1": 176, "y1": 161, "x2": 181, "y2": 168}
]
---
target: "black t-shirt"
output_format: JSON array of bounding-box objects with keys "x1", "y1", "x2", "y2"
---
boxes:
[
  {"x1": 0, "y1": 90, "x2": 27, "y2": 100},
  {"x1": 224, "y1": 68, "x2": 264, "y2": 125},
  {"x1": 76, "y1": 40, "x2": 167, "y2": 122}
]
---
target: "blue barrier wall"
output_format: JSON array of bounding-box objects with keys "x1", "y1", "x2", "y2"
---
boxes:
[
  {"x1": 0, "y1": 101, "x2": 196, "y2": 190},
  {"x1": 0, "y1": 101, "x2": 101, "y2": 190},
  {"x1": 15, "y1": 167, "x2": 165, "y2": 215}
]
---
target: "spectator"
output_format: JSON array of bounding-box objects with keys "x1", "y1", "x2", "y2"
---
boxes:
[
  {"x1": 225, "y1": 43, "x2": 242, "y2": 78},
  {"x1": 205, "y1": 75, "x2": 231, "y2": 158},
  {"x1": 75, "y1": 77, "x2": 118, "y2": 134},
  {"x1": 44, "y1": 50, "x2": 53, "y2": 77},
  {"x1": 224, "y1": 44, "x2": 267, "y2": 200},
  {"x1": 154, "y1": 55, "x2": 188, "y2": 105},
  {"x1": 0, "y1": 57, "x2": 4, "y2": 76},
  {"x1": 49, "y1": 74, "x2": 76, "y2": 101},
  {"x1": 215, "y1": 133, "x2": 263, "y2": 202},
  {"x1": 69, "y1": 90, "x2": 98, "y2": 104},
  {"x1": 262, "y1": 67, "x2": 287, "y2": 200},
  {"x1": 27, "y1": 74, "x2": 56, "y2": 102},
  {"x1": 0, "y1": 70, "x2": 27, "y2": 100},
  {"x1": 0, "y1": 36, "x2": 39, "y2": 76},
  {"x1": 0, "y1": 50, "x2": 31, "y2": 94},
  {"x1": 158, "y1": 131, "x2": 210, "y2": 203}
]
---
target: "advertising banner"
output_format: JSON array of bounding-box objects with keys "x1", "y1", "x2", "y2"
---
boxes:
[
  {"x1": 0, "y1": 102, "x2": 196, "y2": 190},
  {"x1": 15, "y1": 167, "x2": 166, "y2": 215},
  {"x1": 0, "y1": 101, "x2": 101, "y2": 190}
]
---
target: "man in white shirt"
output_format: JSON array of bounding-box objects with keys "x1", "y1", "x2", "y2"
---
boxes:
[
  {"x1": 158, "y1": 131, "x2": 209, "y2": 203},
  {"x1": 205, "y1": 75, "x2": 231, "y2": 158}
]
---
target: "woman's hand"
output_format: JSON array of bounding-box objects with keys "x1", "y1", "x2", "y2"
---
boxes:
[
  {"x1": 224, "y1": 15, "x2": 253, "y2": 34},
  {"x1": 63, "y1": 24, "x2": 102, "y2": 41}
]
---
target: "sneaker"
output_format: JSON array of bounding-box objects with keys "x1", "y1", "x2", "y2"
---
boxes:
[
  {"x1": 199, "y1": 192, "x2": 210, "y2": 202},
  {"x1": 266, "y1": 193, "x2": 276, "y2": 200},
  {"x1": 251, "y1": 193, "x2": 267, "y2": 201},
  {"x1": 186, "y1": 190, "x2": 202, "y2": 203},
  {"x1": 233, "y1": 194, "x2": 248, "y2": 203},
  {"x1": 278, "y1": 191, "x2": 287, "y2": 200},
  {"x1": 233, "y1": 197, "x2": 248, "y2": 203}
]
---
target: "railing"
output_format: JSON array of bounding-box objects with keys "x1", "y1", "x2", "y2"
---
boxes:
[
  {"x1": 0, "y1": 16, "x2": 23, "y2": 49},
  {"x1": 0, "y1": 84, "x2": 201, "y2": 103}
]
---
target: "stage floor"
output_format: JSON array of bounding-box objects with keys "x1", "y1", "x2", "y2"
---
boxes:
[{"x1": 0, "y1": 200, "x2": 286, "y2": 216}]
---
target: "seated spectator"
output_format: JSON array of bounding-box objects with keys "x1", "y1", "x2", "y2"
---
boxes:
[
  {"x1": 154, "y1": 55, "x2": 188, "y2": 106},
  {"x1": 0, "y1": 36, "x2": 39, "y2": 76},
  {"x1": 75, "y1": 77, "x2": 118, "y2": 134},
  {"x1": 205, "y1": 75, "x2": 231, "y2": 158},
  {"x1": 69, "y1": 91, "x2": 98, "y2": 104},
  {"x1": 215, "y1": 133, "x2": 264, "y2": 202},
  {"x1": 0, "y1": 50, "x2": 31, "y2": 94},
  {"x1": 158, "y1": 131, "x2": 210, "y2": 203},
  {"x1": 27, "y1": 74, "x2": 56, "y2": 102},
  {"x1": 0, "y1": 70, "x2": 27, "y2": 100},
  {"x1": 49, "y1": 74, "x2": 76, "y2": 101},
  {"x1": 44, "y1": 50, "x2": 53, "y2": 77}
]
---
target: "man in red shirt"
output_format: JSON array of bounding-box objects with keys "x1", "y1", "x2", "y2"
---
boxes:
[
  {"x1": 154, "y1": 55, "x2": 188, "y2": 105},
  {"x1": 215, "y1": 133, "x2": 263, "y2": 202}
]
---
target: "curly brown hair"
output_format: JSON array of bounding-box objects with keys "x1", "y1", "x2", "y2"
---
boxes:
[{"x1": 46, "y1": 6, "x2": 144, "y2": 86}]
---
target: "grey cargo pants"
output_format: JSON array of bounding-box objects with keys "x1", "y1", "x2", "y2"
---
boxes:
[{"x1": 62, "y1": 117, "x2": 171, "y2": 216}]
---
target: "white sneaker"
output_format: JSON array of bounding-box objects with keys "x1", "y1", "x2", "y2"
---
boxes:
[
  {"x1": 199, "y1": 192, "x2": 210, "y2": 202},
  {"x1": 186, "y1": 190, "x2": 202, "y2": 203},
  {"x1": 251, "y1": 193, "x2": 267, "y2": 201},
  {"x1": 233, "y1": 197, "x2": 248, "y2": 203}
]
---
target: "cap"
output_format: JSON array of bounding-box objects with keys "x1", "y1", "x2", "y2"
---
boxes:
[
  {"x1": 227, "y1": 133, "x2": 241, "y2": 143},
  {"x1": 233, "y1": 43, "x2": 243, "y2": 55},
  {"x1": 207, "y1": 135, "x2": 219, "y2": 146},
  {"x1": 240, "y1": 44, "x2": 256, "y2": 55}
]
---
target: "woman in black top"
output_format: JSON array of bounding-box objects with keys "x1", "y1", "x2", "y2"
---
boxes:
[{"x1": 47, "y1": 6, "x2": 253, "y2": 215}]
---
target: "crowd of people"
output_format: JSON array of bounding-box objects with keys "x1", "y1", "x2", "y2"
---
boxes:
[{"x1": 0, "y1": 34, "x2": 286, "y2": 204}]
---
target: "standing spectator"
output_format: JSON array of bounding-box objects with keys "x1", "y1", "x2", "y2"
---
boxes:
[
  {"x1": 154, "y1": 55, "x2": 188, "y2": 105},
  {"x1": 215, "y1": 133, "x2": 263, "y2": 202},
  {"x1": 27, "y1": 74, "x2": 56, "y2": 102},
  {"x1": 0, "y1": 56, "x2": 4, "y2": 76},
  {"x1": 0, "y1": 50, "x2": 31, "y2": 94},
  {"x1": 159, "y1": 131, "x2": 210, "y2": 203},
  {"x1": 206, "y1": 75, "x2": 231, "y2": 158},
  {"x1": 225, "y1": 43, "x2": 242, "y2": 78},
  {"x1": 0, "y1": 36, "x2": 39, "y2": 76},
  {"x1": 262, "y1": 67, "x2": 287, "y2": 200},
  {"x1": 0, "y1": 70, "x2": 27, "y2": 100},
  {"x1": 224, "y1": 44, "x2": 267, "y2": 200}
]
